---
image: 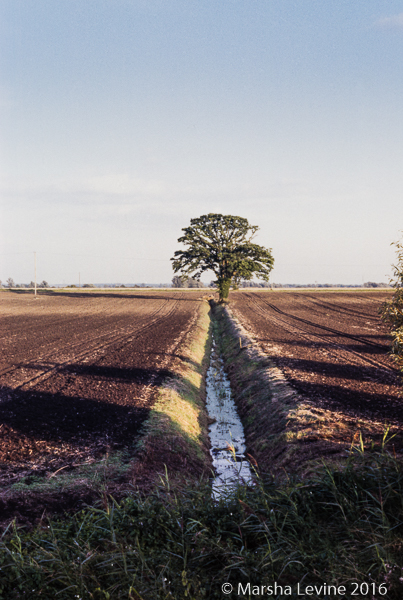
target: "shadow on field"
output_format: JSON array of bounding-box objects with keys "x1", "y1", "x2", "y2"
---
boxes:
[
  {"x1": 273, "y1": 356, "x2": 395, "y2": 384},
  {"x1": 277, "y1": 315, "x2": 388, "y2": 347},
  {"x1": 20, "y1": 362, "x2": 173, "y2": 383},
  {"x1": 290, "y1": 294, "x2": 386, "y2": 319},
  {"x1": 275, "y1": 372, "x2": 403, "y2": 423},
  {"x1": 113, "y1": 349, "x2": 202, "y2": 371},
  {"x1": 260, "y1": 335, "x2": 390, "y2": 354},
  {"x1": 0, "y1": 385, "x2": 150, "y2": 446},
  {"x1": 0, "y1": 360, "x2": 179, "y2": 451}
]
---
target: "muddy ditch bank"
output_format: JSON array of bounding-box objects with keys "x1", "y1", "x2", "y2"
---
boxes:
[{"x1": 212, "y1": 302, "x2": 403, "y2": 477}]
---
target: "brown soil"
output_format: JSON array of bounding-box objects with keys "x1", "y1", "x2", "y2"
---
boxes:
[
  {"x1": 229, "y1": 290, "x2": 403, "y2": 445},
  {"x1": 0, "y1": 290, "x2": 204, "y2": 506}
]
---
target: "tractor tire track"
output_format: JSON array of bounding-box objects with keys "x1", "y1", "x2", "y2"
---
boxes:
[
  {"x1": 230, "y1": 289, "x2": 402, "y2": 423},
  {"x1": 242, "y1": 292, "x2": 393, "y2": 374},
  {"x1": 0, "y1": 297, "x2": 179, "y2": 395}
]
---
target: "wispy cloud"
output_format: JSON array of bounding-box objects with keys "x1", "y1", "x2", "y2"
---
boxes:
[
  {"x1": 375, "y1": 13, "x2": 403, "y2": 29},
  {"x1": 0, "y1": 173, "x2": 286, "y2": 202},
  {"x1": 86, "y1": 173, "x2": 176, "y2": 196},
  {"x1": 1, "y1": 171, "x2": 358, "y2": 223}
]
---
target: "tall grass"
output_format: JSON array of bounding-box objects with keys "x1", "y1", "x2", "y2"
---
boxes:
[{"x1": 1, "y1": 449, "x2": 403, "y2": 599}]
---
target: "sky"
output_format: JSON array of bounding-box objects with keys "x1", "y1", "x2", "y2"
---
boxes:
[{"x1": 1, "y1": 0, "x2": 403, "y2": 286}]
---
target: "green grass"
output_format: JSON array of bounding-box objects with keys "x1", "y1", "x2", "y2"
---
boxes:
[
  {"x1": 8, "y1": 449, "x2": 133, "y2": 495},
  {"x1": 1, "y1": 450, "x2": 403, "y2": 599}
]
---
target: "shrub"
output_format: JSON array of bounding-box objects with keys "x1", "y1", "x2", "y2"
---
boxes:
[{"x1": 382, "y1": 236, "x2": 403, "y2": 373}]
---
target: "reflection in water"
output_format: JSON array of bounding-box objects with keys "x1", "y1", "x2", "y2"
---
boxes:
[{"x1": 206, "y1": 339, "x2": 253, "y2": 499}]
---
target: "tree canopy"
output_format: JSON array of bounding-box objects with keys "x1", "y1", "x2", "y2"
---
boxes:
[{"x1": 171, "y1": 213, "x2": 274, "y2": 301}]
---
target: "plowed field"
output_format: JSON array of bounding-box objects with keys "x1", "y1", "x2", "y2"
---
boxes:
[
  {"x1": 0, "y1": 290, "x2": 203, "y2": 488},
  {"x1": 230, "y1": 290, "x2": 403, "y2": 425}
]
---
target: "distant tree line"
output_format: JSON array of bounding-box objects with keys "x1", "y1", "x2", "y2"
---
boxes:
[
  {"x1": 0, "y1": 279, "x2": 50, "y2": 289},
  {"x1": 235, "y1": 281, "x2": 391, "y2": 289},
  {"x1": 238, "y1": 280, "x2": 272, "y2": 288},
  {"x1": 171, "y1": 276, "x2": 205, "y2": 288},
  {"x1": 363, "y1": 282, "x2": 391, "y2": 288},
  {"x1": 0, "y1": 279, "x2": 390, "y2": 290}
]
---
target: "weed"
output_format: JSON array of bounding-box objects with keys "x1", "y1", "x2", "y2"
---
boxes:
[{"x1": 1, "y1": 451, "x2": 403, "y2": 599}]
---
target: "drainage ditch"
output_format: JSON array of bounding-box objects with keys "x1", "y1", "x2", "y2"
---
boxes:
[{"x1": 205, "y1": 336, "x2": 253, "y2": 499}]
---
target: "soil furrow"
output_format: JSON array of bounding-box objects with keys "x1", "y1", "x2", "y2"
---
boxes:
[
  {"x1": 0, "y1": 298, "x2": 172, "y2": 387},
  {"x1": 243, "y1": 292, "x2": 393, "y2": 374},
  {"x1": 230, "y1": 289, "x2": 402, "y2": 424},
  {"x1": 0, "y1": 290, "x2": 201, "y2": 487}
]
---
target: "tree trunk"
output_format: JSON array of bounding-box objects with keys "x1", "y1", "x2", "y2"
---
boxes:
[{"x1": 218, "y1": 278, "x2": 231, "y2": 302}]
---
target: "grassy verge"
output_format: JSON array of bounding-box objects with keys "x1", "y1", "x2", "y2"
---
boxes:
[
  {"x1": 128, "y1": 299, "x2": 213, "y2": 489},
  {"x1": 1, "y1": 451, "x2": 403, "y2": 598}
]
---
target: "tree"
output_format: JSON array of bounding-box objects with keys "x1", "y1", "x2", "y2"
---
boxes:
[
  {"x1": 172, "y1": 275, "x2": 184, "y2": 288},
  {"x1": 6, "y1": 277, "x2": 15, "y2": 288},
  {"x1": 187, "y1": 278, "x2": 205, "y2": 288},
  {"x1": 172, "y1": 275, "x2": 205, "y2": 288},
  {"x1": 381, "y1": 236, "x2": 403, "y2": 374},
  {"x1": 171, "y1": 213, "x2": 274, "y2": 302}
]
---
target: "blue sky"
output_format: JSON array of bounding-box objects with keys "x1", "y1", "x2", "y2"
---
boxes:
[{"x1": 1, "y1": 0, "x2": 402, "y2": 285}]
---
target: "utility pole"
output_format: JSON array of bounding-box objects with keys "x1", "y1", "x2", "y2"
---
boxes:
[
  {"x1": 79, "y1": 272, "x2": 80, "y2": 288},
  {"x1": 34, "y1": 251, "x2": 37, "y2": 298}
]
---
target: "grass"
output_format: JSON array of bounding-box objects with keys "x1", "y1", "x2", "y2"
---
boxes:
[
  {"x1": 8, "y1": 450, "x2": 133, "y2": 494},
  {"x1": 1, "y1": 449, "x2": 403, "y2": 599}
]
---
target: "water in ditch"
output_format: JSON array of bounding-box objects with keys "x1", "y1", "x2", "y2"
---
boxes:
[{"x1": 206, "y1": 337, "x2": 253, "y2": 499}]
